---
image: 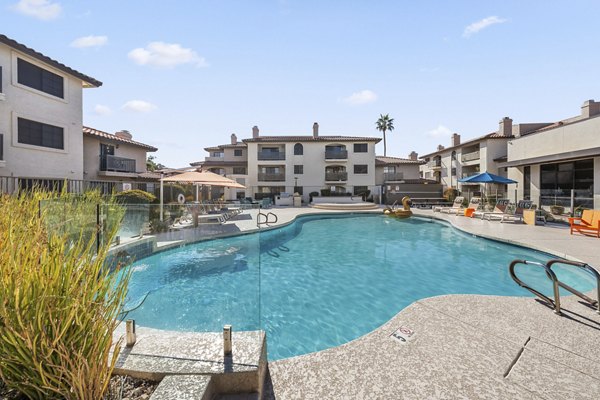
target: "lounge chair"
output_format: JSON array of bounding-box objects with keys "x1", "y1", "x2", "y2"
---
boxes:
[
  {"x1": 487, "y1": 200, "x2": 533, "y2": 223},
  {"x1": 433, "y1": 196, "x2": 464, "y2": 213},
  {"x1": 451, "y1": 196, "x2": 482, "y2": 216},
  {"x1": 473, "y1": 199, "x2": 510, "y2": 220},
  {"x1": 569, "y1": 209, "x2": 600, "y2": 238}
]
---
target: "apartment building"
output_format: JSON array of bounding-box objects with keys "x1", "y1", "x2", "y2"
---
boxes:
[
  {"x1": 375, "y1": 153, "x2": 441, "y2": 203},
  {"x1": 500, "y1": 100, "x2": 600, "y2": 209},
  {"x1": 0, "y1": 34, "x2": 101, "y2": 190},
  {"x1": 193, "y1": 123, "x2": 381, "y2": 202},
  {"x1": 419, "y1": 118, "x2": 514, "y2": 197},
  {"x1": 83, "y1": 126, "x2": 159, "y2": 192}
]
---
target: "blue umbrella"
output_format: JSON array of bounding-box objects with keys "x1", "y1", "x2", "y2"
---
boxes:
[{"x1": 458, "y1": 171, "x2": 516, "y2": 184}]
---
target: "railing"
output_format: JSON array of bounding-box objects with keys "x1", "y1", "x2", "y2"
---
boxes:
[
  {"x1": 383, "y1": 173, "x2": 404, "y2": 181},
  {"x1": 257, "y1": 151, "x2": 285, "y2": 160},
  {"x1": 325, "y1": 150, "x2": 348, "y2": 160},
  {"x1": 427, "y1": 160, "x2": 441, "y2": 168},
  {"x1": 461, "y1": 150, "x2": 480, "y2": 162},
  {"x1": 257, "y1": 173, "x2": 285, "y2": 182},
  {"x1": 257, "y1": 211, "x2": 278, "y2": 227},
  {"x1": 325, "y1": 172, "x2": 348, "y2": 181},
  {"x1": 100, "y1": 155, "x2": 136, "y2": 173},
  {"x1": 461, "y1": 172, "x2": 480, "y2": 180},
  {"x1": 509, "y1": 260, "x2": 562, "y2": 314}
]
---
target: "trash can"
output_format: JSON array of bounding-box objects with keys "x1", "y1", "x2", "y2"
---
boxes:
[
  {"x1": 293, "y1": 195, "x2": 302, "y2": 207},
  {"x1": 464, "y1": 208, "x2": 475, "y2": 217}
]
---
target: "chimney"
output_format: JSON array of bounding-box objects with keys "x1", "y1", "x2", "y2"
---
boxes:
[
  {"x1": 581, "y1": 99, "x2": 600, "y2": 118},
  {"x1": 231, "y1": 133, "x2": 237, "y2": 145},
  {"x1": 115, "y1": 130, "x2": 132, "y2": 140},
  {"x1": 313, "y1": 122, "x2": 319, "y2": 138},
  {"x1": 451, "y1": 133, "x2": 461, "y2": 147},
  {"x1": 408, "y1": 151, "x2": 418, "y2": 161},
  {"x1": 498, "y1": 117, "x2": 513, "y2": 137},
  {"x1": 252, "y1": 125, "x2": 259, "y2": 138},
  {"x1": 437, "y1": 144, "x2": 445, "y2": 151}
]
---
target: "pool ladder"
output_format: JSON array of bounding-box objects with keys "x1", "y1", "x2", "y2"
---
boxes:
[
  {"x1": 509, "y1": 259, "x2": 600, "y2": 315},
  {"x1": 257, "y1": 211, "x2": 278, "y2": 227}
]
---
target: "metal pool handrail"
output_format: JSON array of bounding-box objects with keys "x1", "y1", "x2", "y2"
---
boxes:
[
  {"x1": 509, "y1": 260, "x2": 562, "y2": 315},
  {"x1": 546, "y1": 259, "x2": 600, "y2": 314},
  {"x1": 257, "y1": 211, "x2": 278, "y2": 227}
]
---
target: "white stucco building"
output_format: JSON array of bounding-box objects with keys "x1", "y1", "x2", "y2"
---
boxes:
[{"x1": 0, "y1": 34, "x2": 101, "y2": 191}]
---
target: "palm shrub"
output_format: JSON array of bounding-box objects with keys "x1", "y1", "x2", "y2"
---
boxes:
[{"x1": 0, "y1": 191, "x2": 130, "y2": 399}]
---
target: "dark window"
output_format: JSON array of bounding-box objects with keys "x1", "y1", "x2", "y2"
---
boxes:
[
  {"x1": 354, "y1": 143, "x2": 368, "y2": 153},
  {"x1": 540, "y1": 159, "x2": 594, "y2": 208},
  {"x1": 293, "y1": 186, "x2": 303, "y2": 195},
  {"x1": 17, "y1": 58, "x2": 64, "y2": 98},
  {"x1": 233, "y1": 167, "x2": 246, "y2": 174},
  {"x1": 451, "y1": 167, "x2": 456, "y2": 176},
  {"x1": 234, "y1": 149, "x2": 243, "y2": 156},
  {"x1": 354, "y1": 164, "x2": 368, "y2": 174},
  {"x1": 294, "y1": 165, "x2": 303, "y2": 174},
  {"x1": 0, "y1": 133, "x2": 3, "y2": 160},
  {"x1": 294, "y1": 143, "x2": 303, "y2": 155},
  {"x1": 524, "y1": 166, "x2": 531, "y2": 200},
  {"x1": 18, "y1": 118, "x2": 64, "y2": 150},
  {"x1": 353, "y1": 185, "x2": 368, "y2": 195}
]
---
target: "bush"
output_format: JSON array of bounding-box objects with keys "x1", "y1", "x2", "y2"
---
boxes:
[
  {"x1": 320, "y1": 189, "x2": 331, "y2": 196},
  {"x1": 0, "y1": 191, "x2": 130, "y2": 400},
  {"x1": 115, "y1": 189, "x2": 156, "y2": 204},
  {"x1": 443, "y1": 188, "x2": 459, "y2": 202}
]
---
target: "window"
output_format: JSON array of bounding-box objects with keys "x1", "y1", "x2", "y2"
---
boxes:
[
  {"x1": 232, "y1": 167, "x2": 246, "y2": 174},
  {"x1": 524, "y1": 166, "x2": 531, "y2": 200},
  {"x1": 293, "y1": 186, "x2": 303, "y2": 195},
  {"x1": 0, "y1": 134, "x2": 3, "y2": 160},
  {"x1": 451, "y1": 167, "x2": 456, "y2": 176},
  {"x1": 17, "y1": 58, "x2": 64, "y2": 98},
  {"x1": 353, "y1": 186, "x2": 368, "y2": 195},
  {"x1": 383, "y1": 166, "x2": 396, "y2": 174},
  {"x1": 18, "y1": 117, "x2": 64, "y2": 150},
  {"x1": 211, "y1": 151, "x2": 224, "y2": 158},
  {"x1": 354, "y1": 164, "x2": 368, "y2": 174},
  {"x1": 294, "y1": 165, "x2": 303, "y2": 174},
  {"x1": 354, "y1": 143, "x2": 368, "y2": 153},
  {"x1": 294, "y1": 143, "x2": 303, "y2": 155},
  {"x1": 234, "y1": 149, "x2": 243, "y2": 156},
  {"x1": 540, "y1": 159, "x2": 594, "y2": 208},
  {"x1": 451, "y1": 151, "x2": 457, "y2": 161}
]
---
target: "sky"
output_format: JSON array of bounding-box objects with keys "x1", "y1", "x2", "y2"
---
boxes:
[{"x1": 3, "y1": 0, "x2": 600, "y2": 167}]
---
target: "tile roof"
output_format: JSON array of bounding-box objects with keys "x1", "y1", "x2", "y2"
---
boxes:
[
  {"x1": 204, "y1": 143, "x2": 247, "y2": 151},
  {"x1": 385, "y1": 178, "x2": 439, "y2": 184},
  {"x1": 420, "y1": 132, "x2": 513, "y2": 158},
  {"x1": 0, "y1": 34, "x2": 102, "y2": 88},
  {"x1": 190, "y1": 160, "x2": 247, "y2": 167},
  {"x1": 243, "y1": 135, "x2": 381, "y2": 143},
  {"x1": 376, "y1": 156, "x2": 424, "y2": 166},
  {"x1": 83, "y1": 126, "x2": 158, "y2": 151}
]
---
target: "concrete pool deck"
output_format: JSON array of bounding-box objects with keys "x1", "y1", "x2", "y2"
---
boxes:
[
  {"x1": 115, "y1": 206, "x2": 600, "y2": 398},
  {"x1": 258, "y1": 207, "x2": 600, "y2": 399}
]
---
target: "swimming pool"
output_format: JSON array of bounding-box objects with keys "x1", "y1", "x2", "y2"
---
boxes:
[{"x1": 125, "y1": 214, "x2": 596, "y2": 360}]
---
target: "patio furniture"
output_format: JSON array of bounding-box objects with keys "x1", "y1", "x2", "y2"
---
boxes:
[
  {"x1": 433, "y1": 196, "x2": 464, "y2": 213},
  {"x1": 487, "y1": 200, "x2": 533, "y2": 223},
  {"x1": 569, "y1": 209, "x2": 600, "y2": 238},
  {"x1": 451, "y1": 196, "x2": 482, "y2": 216},
  {"x1": 473, "y1": 199, "x2": 510, "y2": 220}
]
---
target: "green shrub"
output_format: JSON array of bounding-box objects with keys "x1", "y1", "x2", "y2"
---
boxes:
[
  {"x1": 115, "y1": 189, "x2": 156, "y2": 204},
  {"x1": 443, "y1": 188, "x2": 459, "y2": 202},
  {"x1": 0, "y1": 191, "x2": 129, "y2": 400}
]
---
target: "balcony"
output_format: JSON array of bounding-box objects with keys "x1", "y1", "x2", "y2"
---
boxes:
[
  {"x1": 383, "y1": 173, "x2": 404, "y2": 181},
  {"x1": 325, "y1": 150, "x2": 348, "y2": 160},
  {"x1": 257, "y1": 151, "x2": 285, "y2": 161},
  {"x1": 427, "y1": 159, "x2": 441, "y2": 169},
  {"x1": 325, "y1": 172, "x2": 348, "y2": 181},
  {"x1": 258, "y1": 172, "x2": 286, "y2": 182},
  {"x1": 100, "y1": 155, "x2": 136, "y2": 173},
  {"x1": 461, "y1": 150, "x2": 480, "y2": 162}
]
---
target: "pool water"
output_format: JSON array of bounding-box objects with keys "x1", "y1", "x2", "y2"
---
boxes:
[{"x1": 125, "y1": 215, "x2": 595, "y2": 360}]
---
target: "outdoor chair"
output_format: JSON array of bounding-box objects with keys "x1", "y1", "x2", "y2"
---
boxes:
[
  {"x1": 487, "y1": 200, "x2": 533, "y2": 223},
  {"x1": 433, "y1": 196, "x2": 464, "y2": 213},
  {"x1": 451, "y1": 196, "x2": 482, "y2": 216},
  {"x1": 569, "y1": 209, "x2": 600, "y2": 238},
  {"x1": 473, "y1": 199, "x2": 510, "y2": 220}
]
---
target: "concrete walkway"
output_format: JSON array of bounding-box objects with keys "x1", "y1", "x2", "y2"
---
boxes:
[{"x1": 263, "y1": 208, "x2": 600, "y2": 399}]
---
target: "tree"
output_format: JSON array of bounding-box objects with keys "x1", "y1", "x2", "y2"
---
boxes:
[
  {"x1": 375, "y1": 114, "x2": 395, "y2": 157},
  {"x1": 146, "y1": 155, "x2": 165, "y2": 172}
]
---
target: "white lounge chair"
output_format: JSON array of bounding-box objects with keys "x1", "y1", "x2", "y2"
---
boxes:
[
  {"x1": 486, "y1": 200, "x2": 533, "y2": 223},
  {"x1": 451, "y1": 196, "x2": 482, "y2": 216},
  {"x1": 473, "y1": 199, "x2": 510, "y2": 220},
  {"x1": 433, "y1": 196, "x2": 464, "y2": 213}
]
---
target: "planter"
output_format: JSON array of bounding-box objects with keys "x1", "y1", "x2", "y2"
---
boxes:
[{"x1": 550, "y1": 205, "x2": 565, "y2": 215}]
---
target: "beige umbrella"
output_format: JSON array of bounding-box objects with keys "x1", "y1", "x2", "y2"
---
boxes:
[{"x1": 159, "y1": 171, "x2": 245, "y2": 220}]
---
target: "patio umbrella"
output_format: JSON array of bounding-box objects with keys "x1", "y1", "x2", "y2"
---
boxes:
[
  {"x1": 160, "y1": 171, "x2": 245, "y2": 220},
  {"x1": 458, "y1": 171, "x2": 517, "y2": 202}
]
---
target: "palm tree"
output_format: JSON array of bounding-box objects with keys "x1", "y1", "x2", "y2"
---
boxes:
[{"x1": 375, "y1": 114, "x2": 394, "y2": 156}]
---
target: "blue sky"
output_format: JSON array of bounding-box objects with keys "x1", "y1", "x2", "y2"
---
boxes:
[{"x1": 3, "y1": 0, "x2": 600, "y2": 167}]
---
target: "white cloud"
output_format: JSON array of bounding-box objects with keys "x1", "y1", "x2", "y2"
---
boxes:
[
  {"x1": 463, "y1": 16, "x2": 506, "y2": 38},
  {"x1": 11, "y1": 0, "x2": 61, "y2": 20},
  {"x1": 121, "y1": 100, "x2": 157, "y2": 113},
  {"x1": 70, "y1": 35, "x2": 108, "y2": 48},
  {"x1": 128, "y1": 42, "x2": 208, "y2": 68},
  {"x1": 94, "y1": 104, "x2": 111, "y2": 116},
  {"x1": 342, "y1": 90, "x2": 377, "y2": 105},
  {"x1": 426, "y1": 125, "x2": 453, "y2": 138}
]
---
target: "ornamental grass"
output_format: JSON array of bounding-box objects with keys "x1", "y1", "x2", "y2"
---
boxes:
[{"x1": 0, "y1": 190, "x2": 130, "y2": 399}]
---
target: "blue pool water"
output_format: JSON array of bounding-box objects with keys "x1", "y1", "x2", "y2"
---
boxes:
[{"x1": 125, "y1": 215, "x2": 595, "y2": 360}]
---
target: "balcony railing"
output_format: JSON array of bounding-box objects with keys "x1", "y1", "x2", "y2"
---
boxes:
[
  {"x1": 257, "y1": 151, "x2": 285, "y2": 160},
  {"x1": 383, "y1": 172, "x2": 404, "y2": 181},
  {"x1": 325, "y1": 150, "x2": 348, "y2": 160},
  {"x1": 325, "y1": 172, "x2": 348, "y2": 181},
  {"x1": 427, "y1": 159, "x2": 441, "y2": 168},
  {"x1": 258, "y1": 172, "x2": 286, "y2": 182},
  {"x1": 100, "y1": 155, "x2": 136, "y2": 173},
  {"x1": 461, "y1": 150, "x2": 480, "y2": 162}
]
